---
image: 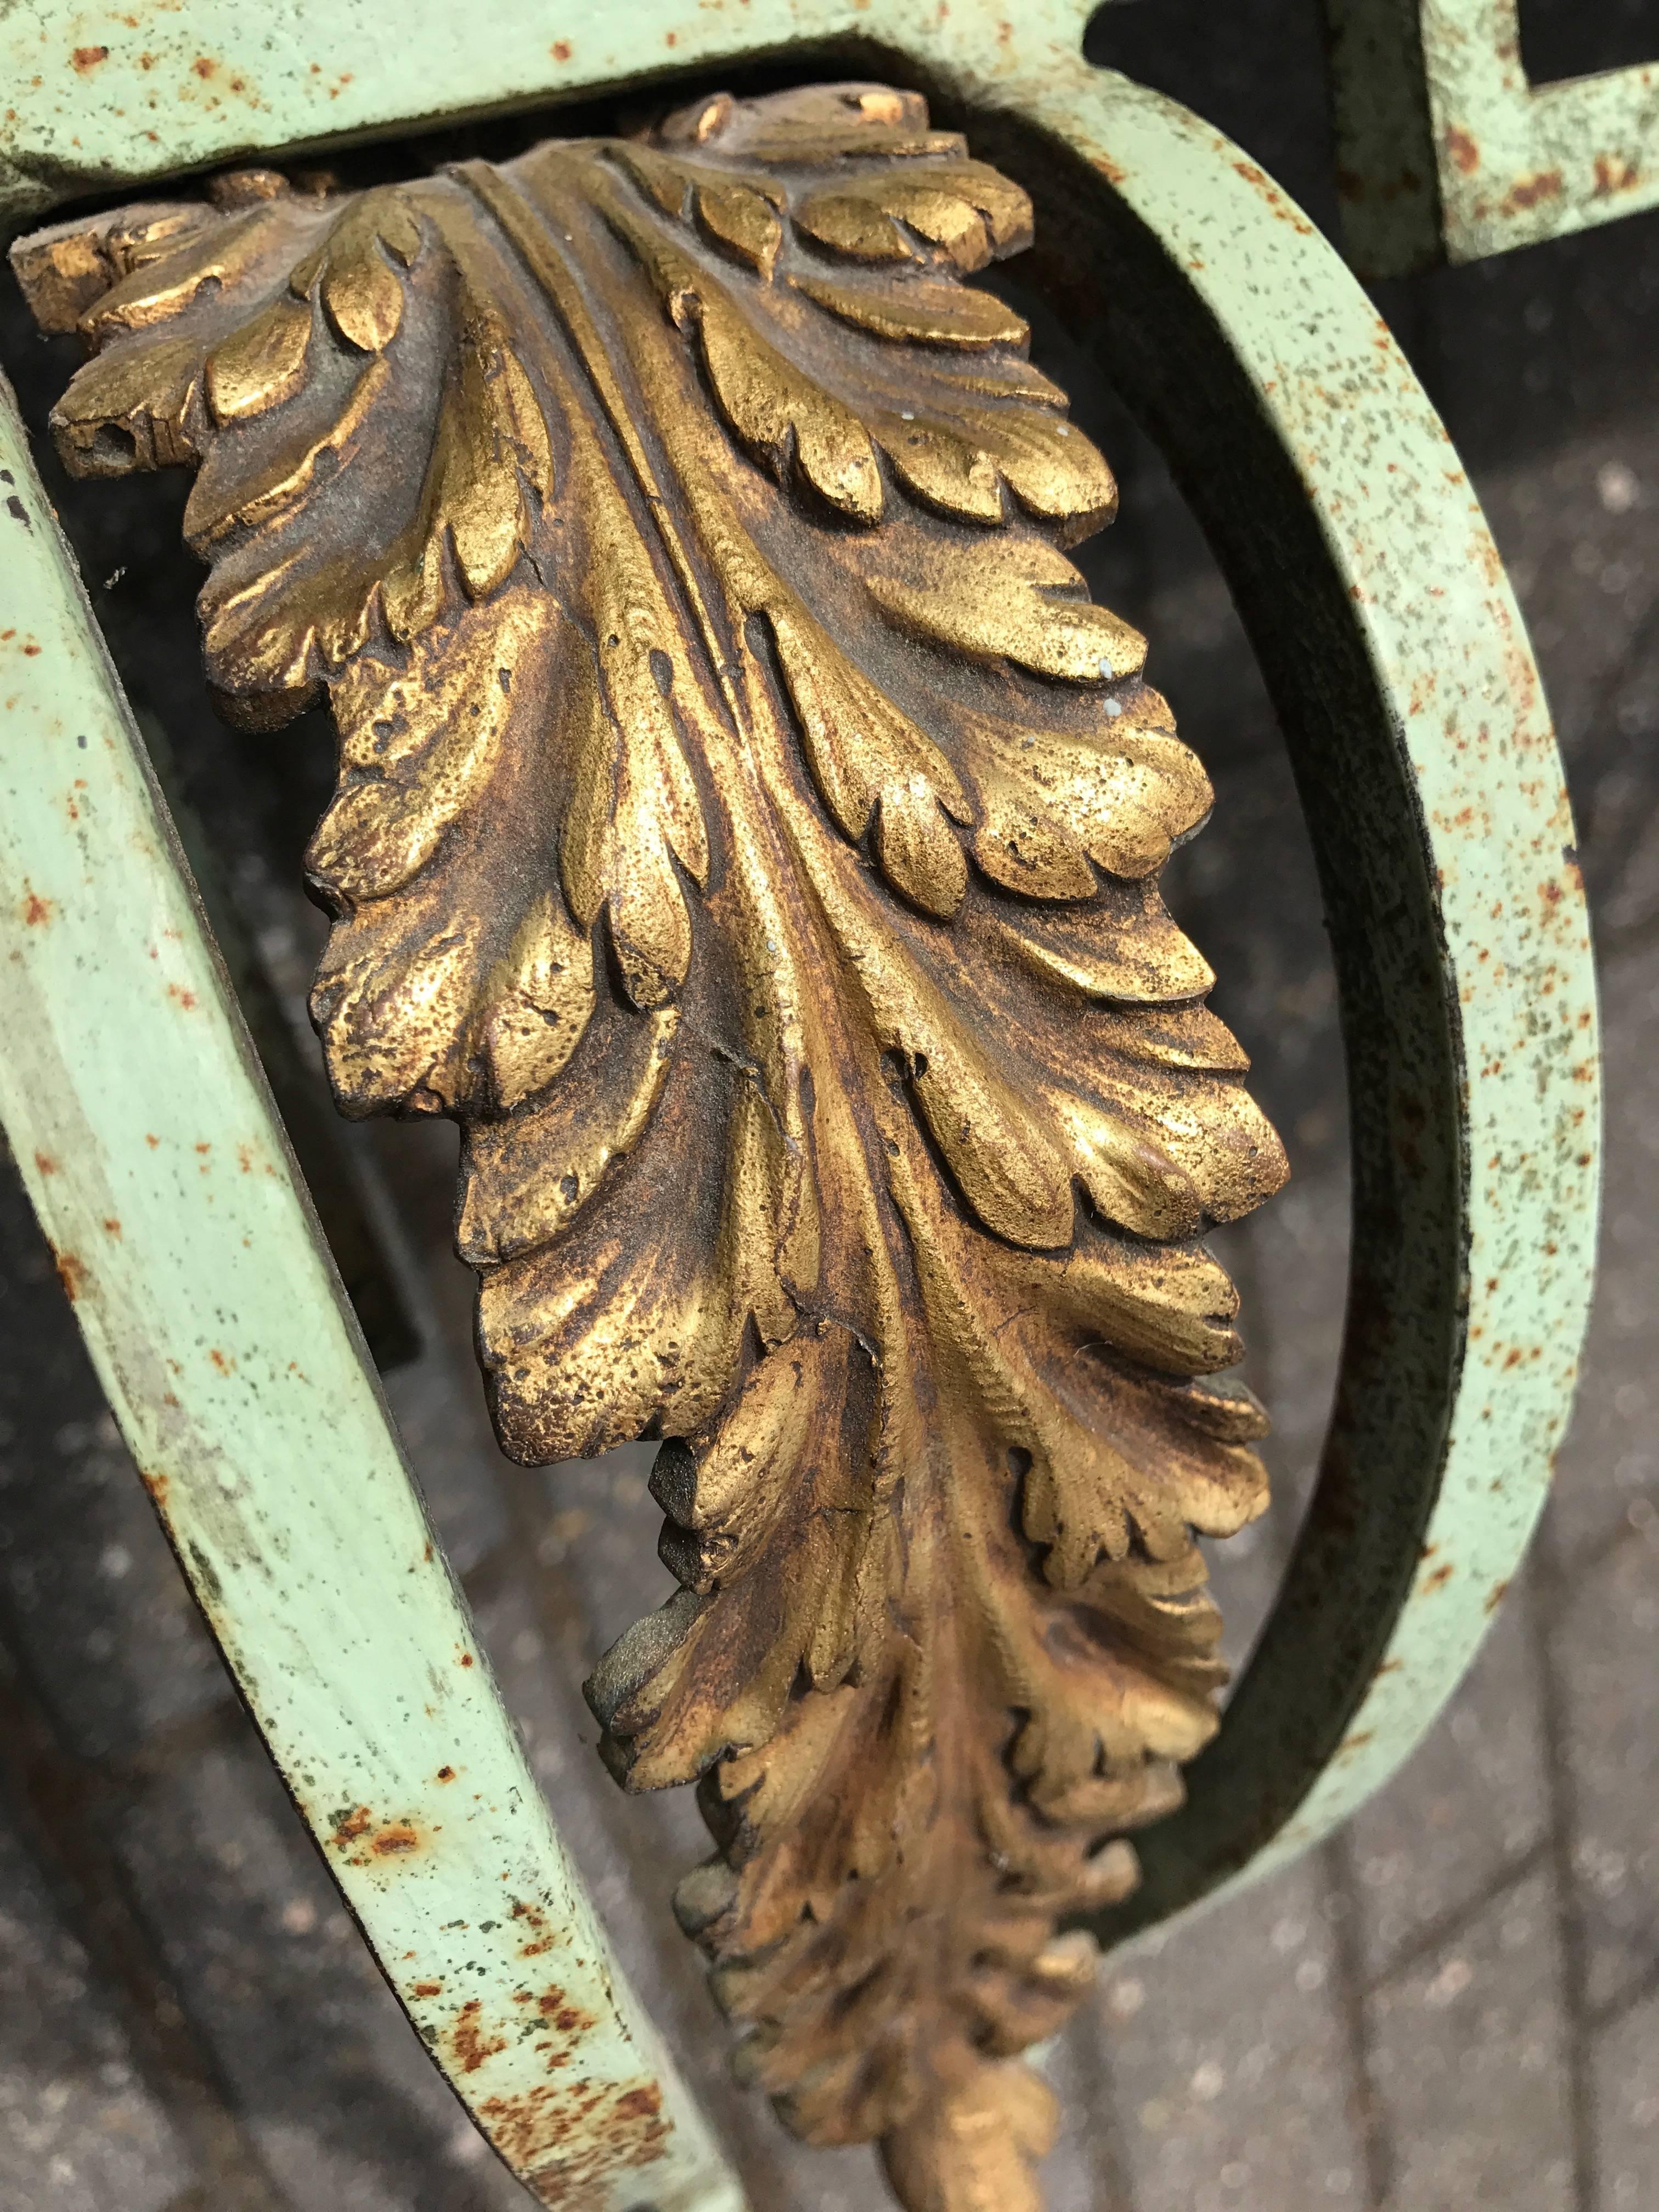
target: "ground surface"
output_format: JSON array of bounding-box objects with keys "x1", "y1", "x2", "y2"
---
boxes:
[{"x1": 2, "y1": 6, "x2": 1657, "y2": 2207}]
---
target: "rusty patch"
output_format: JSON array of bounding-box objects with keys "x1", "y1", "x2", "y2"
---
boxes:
[
  {"x1": 476, "y1": 2073, "x2": 669, "y2": 2197},
  {"x1": 551, "y1": 39, "x2": 572, "y2": 62},
  {"x1": 1444, "y1": 126, "x2": 1480, "y2": 176},
  {"x1": 167, "y1": 982, "x2": 199, "y2": 1010},
  {"x1": 1231, "y1": 159, "x2": 1314, "y2": 235},
  {"x1": 54, "y1": 1249, "x2": 88, "y2": 1301},
  {"x1": 413, "y1": 1979, "x2": 444, "y2": 1997},
  {"x1": 1593, "y1": 153, "x2": 1640, "y2": 197},
  {"x1": 140, "y1": 1469, "x2": 170, "y2": 1504},
  {"x1": 513, "y1": 1898, "x2": 558, "y2": 1959},
  {"x1": 537, "y1": 1984, "x2": 598, "y2": 2034},
  {"x1": 329, "y1": 1803, "x2": 426, "y2": 1861},
  {"x1": 451, "y1": 1999, "x2": 509, "y2": 2074},
  {"x1": 22, "y1": 890, "x2": 53, "y2": 926},
  {"x1": 208, "y1": 1347, "x2": 234, "y2": 1374},
  {"x1": 71, "y1": 44, "x2": 108, "y2": 71},
  {"x1": 1484, "y1": 1578, "x2": 1511, "y2": 1616},
  {"x1": 520, "y1": 2076, "x2": 671, "y2": 2202},
  {"x1": 478, "y1": 2083, "x2": 567, "y2": 2171},
  {"x1": 436, "y1": 1764, "x2": 455, "y2": 1782},
  {"x1": 102, "y1": 1217, "x2": 122, "y2": 1237},
  {"x1": 1092, "y1": 153, "x2": 1126, "y2": 186},
  {"x1": 33, "y1": 1150, "x2": 57, "y2": 1175},
  {"x1": 1421, "y1": 1562, "x2": 1455, "y2": 1593},
  {"x1": 1502, "y1": 169, "x2": 1562, "y2": 215},
  {"x1": 611, "y1": 2084, "x2": 662, "y2": 2123}
]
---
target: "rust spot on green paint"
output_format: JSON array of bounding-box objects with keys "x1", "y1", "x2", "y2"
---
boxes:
[
  {"x1": 451, "y1": 1998, "x2": 509, "y2": 2073},
  {"x1": 537, "y1": 1984, "x2": 598, "y2": 2034},
  {"x1": 479, "y1": 2073, "x2": 668, "y2": 2188},
  {"x1": 54, "y1": 1249, "x2": 88, "y2": 1301},
  {"x1": 1445, "y1": 127, "x2": 1480, "y2": 176},
  {"x1": 612, "y1": 2085, "x2": 663, "y2": 2123},
  {"x1": 514, "y1": 1898, "x2": 558, "y2": 1959},
  {"x1": 71, "y1": 46, "x2": 109, "y2": 72},
  {"x1": 22, "y1": 890, "x2": 52, "y2": 926},
  {"x1": 330, "y1": 1804, "x2": 425, "y2": 1863},
  {"x1": 1593, "y1": 154, "x2": 1640, "y2": 198},
  {"x1": 1502, "y1": 170, "x2": 1562, "y2": 215},
  {"x1": 1231, "y1": 159, "x2": 1314, "y2": 235}
]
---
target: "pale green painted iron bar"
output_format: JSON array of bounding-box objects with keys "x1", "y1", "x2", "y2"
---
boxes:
[
  {"x1": 942, "y1": 34, "x2": 1600, "y2": 1937},
  {"x1": 0, "y1": 379, "x2": 747, "y2": 2212},
  {"x1": 0, "y1": 0, "x2": 1596, "y2": 1999},
  {"x1": 1324, "y1": 0, "x2": 1659, "y2": 278}
]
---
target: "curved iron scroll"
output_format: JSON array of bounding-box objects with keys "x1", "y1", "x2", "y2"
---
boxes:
[{"x1": 956, "y1": 61, "x2": 1596, "y2": 1942}]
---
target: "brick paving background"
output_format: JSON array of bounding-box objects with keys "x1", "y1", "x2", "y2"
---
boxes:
[{"x1": 2, "y1": 4, "x2": 1657, "y2": 2205}]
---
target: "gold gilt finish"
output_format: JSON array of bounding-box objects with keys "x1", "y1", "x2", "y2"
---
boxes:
[{"x1": 14, "y1": 84, "x2": 1287, "y2": 2211}]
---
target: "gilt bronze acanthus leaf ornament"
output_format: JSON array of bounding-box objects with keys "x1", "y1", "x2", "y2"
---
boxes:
[{"x1": 13, "y1": 82, "x2": 1288, "y2": 2211}]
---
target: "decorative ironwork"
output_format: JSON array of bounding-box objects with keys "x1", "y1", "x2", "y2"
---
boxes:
[
  {"x1": 1324, "y1": 0, "x2": 1659, "y2": 276},
  {"x1": 14, "y1": 82, "x2": 1288, "y2": 2209}
]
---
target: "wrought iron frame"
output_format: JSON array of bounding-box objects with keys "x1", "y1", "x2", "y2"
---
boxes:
[
  {"x1": 0, "y1": 2, "x2": 1600, "y2": 2201},
  {"x1": 1325, "y1": 0, "x2": 1659, "y2": 277}
]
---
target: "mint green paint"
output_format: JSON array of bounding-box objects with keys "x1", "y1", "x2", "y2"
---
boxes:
[
  {"x1": 0, "y1": 376, "x2": 746, "y2": 2212},
  {"x1": 0, "y1": 0, "x2": 1600, "y2": 2168},
  {"x1": 972, "y1": 52, "x2": 1598, "y2": 1929},
  {"x1": 1326, "y1": 0, "x2": 1659, "y2": 277},
  {"x1": 10, "y1": 0, "x2": 1093, "y2": 238}
]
